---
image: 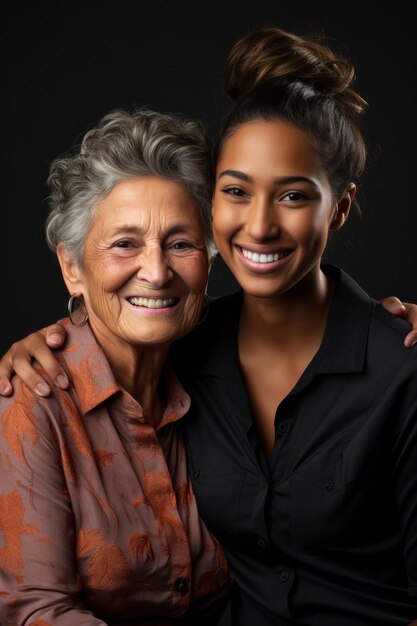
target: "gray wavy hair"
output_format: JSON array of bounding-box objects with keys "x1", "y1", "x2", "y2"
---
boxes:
[{"x1": 45, "y1": 108, "x2": 216, "y2": 263}]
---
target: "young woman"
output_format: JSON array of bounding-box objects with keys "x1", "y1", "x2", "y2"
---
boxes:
[
  {"x1": 1, "y1": 26, "x2": 417, "y2": 626},
  {"x1": 176, "y1": 27, "x2": 417, "y2": 625}
]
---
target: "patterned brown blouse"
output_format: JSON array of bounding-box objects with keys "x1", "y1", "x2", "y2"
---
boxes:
[{"x1": 0, "y1": 318, "x2": 231, "y2": 625}]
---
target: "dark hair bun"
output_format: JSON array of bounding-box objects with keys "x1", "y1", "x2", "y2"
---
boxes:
[{"x1": 224, "y1": 27, "x2": 367, "y2": 115}]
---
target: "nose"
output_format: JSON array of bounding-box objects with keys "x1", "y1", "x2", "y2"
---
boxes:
[
  {"x1": 244, "y1": 197, "x2": 280, "y2": 241},
  {"x1": 136, "y1": 246, "x2": 173, "y2": 287}
]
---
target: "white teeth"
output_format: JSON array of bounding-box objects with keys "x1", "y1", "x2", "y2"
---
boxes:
[
  {"x1": 128, "y1": 297, "x2": 176, "y2": 309},
  {"x1": 241, "y1": 248, "x2": 289, "y2": 263}
]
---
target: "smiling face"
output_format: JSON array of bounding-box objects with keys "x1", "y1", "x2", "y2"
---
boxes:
[
  {"x1": 212, "y1": 119, "x2": 352, "y2": 300},
  {"x1": 59, "y1": 176, "x2": 209, "y2": 351}
]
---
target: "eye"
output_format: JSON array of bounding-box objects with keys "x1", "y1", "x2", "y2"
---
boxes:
[
  {"x1": 168, "y1": 240, "x2": 194, "y2": 251},
  {"x1": 280, "y1": 190, "x2": 307, "y2": 202},
  {"x1": 112, "y1": 239, "x2": 135, "y2": 249},
  {"x1": 221, "y1": 185, "x2": 248, "y2": 198},
  {"x1": 109, "y1": 239, "x2": 139, "y2": 255}
]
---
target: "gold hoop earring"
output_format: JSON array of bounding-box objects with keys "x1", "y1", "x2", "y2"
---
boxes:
[
  {"x1": 196, "y1": 293, "x2": 209, "y2": 326},
  {"x1": 68, "y1": 293, "x2": 89, "y2": 327}
]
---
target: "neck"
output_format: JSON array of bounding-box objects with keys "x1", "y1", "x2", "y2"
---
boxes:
[
  {"x1": 240, "y1": 267, "x2": 334, "y2": 349},
  {"x1": 88, "y1": 323, "x2": 170, "y2": 427}
]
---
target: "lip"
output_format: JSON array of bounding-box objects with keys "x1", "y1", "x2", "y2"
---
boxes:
[{"x1": 235, "y1": 245, "x2": 293, "y2": 273}]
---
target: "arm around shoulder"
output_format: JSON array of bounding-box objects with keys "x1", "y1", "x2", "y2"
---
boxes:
[{"x1": 0, "y1": 323, "x2": 68, "y2": 397}]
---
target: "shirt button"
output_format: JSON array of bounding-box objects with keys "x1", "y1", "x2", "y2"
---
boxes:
[
  {"x1": 257, "y1": 536, "x2": 267, "y2": 549},
  {"x1": 193, "y1": 469, "x2": 200, "y2": 479},
  {"x1": 277, "y1": 422, "x2": 287, "y2": 434},
  {"x1": 280, "y1": 569, "x2": 289, "y2": 583},
  {"x1": 325, "y1": 479, "x2": 334, "y2": 491},
  {"x1": 174, "y1": 577, "x2": 189, "y2": 595}
]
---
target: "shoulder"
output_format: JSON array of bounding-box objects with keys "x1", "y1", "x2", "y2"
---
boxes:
[
  {"x1": 0, "y1": 338, "x2": 79, "y2": 436},
  {"x1": 0, "y1": 361, "x2": 69, "y2": 415},
  {"x1": 0, "y1": 372, "x2": 67, "y2": 463},
  {"x1": 0, "y1": 374, "x2": 41, "y2": 416},
  {"x1": 325, "y1": 264, "x2": 413, "y2": 363},
  {"x1": 311, "y1": 266, "x2": 417, "y2": 396},
  {"x1": 369, "y1": 300, "x2": 413, "y2": 354},
  {"x1": 367, "y1": 301, "x2": 417, "y2": 378},
  {"x1": 329, "y1": 264, "x2": 412, "y2": 345},
  {"x1": 372, "y1": 299, "x2": 412, "y2": 337}
]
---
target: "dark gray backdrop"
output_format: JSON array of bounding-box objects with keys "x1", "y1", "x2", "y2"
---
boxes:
[{"x1": 2, "y1": 1, "x2": 416, "y2": 354}]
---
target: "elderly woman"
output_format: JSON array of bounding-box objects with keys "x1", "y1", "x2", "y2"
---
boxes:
[{"x1": 0, "y1": 109, "x2": 231, "y2": 625}]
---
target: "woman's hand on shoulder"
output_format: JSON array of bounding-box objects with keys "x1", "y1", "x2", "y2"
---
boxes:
[
  {"x1": 380, "y1": 296, "x2": 417, "y2": 348},
  {"x1": 0, "y1": 324, "x2": 69, "y2": 397}
]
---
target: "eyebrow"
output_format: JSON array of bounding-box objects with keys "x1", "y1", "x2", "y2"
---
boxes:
[{"x1": 218, "y1": 169, "x2": 317, "y2": 187}]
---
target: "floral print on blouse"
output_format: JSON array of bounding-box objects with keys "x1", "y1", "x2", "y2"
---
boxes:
[{"x1": 0, "y1": 318, "x2": 231, "y2": 625}]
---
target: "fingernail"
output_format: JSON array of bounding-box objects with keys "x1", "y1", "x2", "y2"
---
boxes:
[
  {"x1": 35, "y1": 383, "x2": 50, "y2": 396},
  {"x1": 412, "y1": 340, "x2": 417, "y2": 348},
  {"x1": 49, "y1": 333, "x2": 62, "y2": 345},
  {"x1": 55, "y1": 374, "x2": 68, "y2": 388},
  {"x1": 0, "y1": 382, "x2": 11, "y2": 395}
]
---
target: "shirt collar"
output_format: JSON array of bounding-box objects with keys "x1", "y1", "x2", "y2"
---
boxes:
[
  {"x1": 59, "y1": 318, "x2": 120, "y2": 413},
  {"x1": 183, "y1": 264, "x2": 373, "y2": 378},
  {"x1": 313, "y1": 264, "x2": 372, "y2": 375},
  {"x1": 59, "y1": 319, "x2": 191, "y2": 421}
]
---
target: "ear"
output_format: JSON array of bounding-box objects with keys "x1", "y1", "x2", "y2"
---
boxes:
[
  {"x1": 330, "y1": 183, "x2": 356, "y2": 231},
  {"x1": 57, "y1": 244, "x2": 85, "y2": 295}
]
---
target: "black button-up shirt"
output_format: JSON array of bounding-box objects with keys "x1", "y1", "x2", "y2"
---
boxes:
[{"x1": 174, "y1": 265, "x2": 417, "y2": 625}]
